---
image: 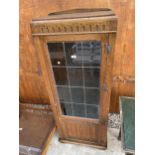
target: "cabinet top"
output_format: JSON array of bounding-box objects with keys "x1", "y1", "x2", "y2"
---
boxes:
[
  {"x1": 31, "y1": 8, "x2": 117, "y2": 36},
  {"x1": 32, "y1": 8, "x2": 116, "y2": 21}
]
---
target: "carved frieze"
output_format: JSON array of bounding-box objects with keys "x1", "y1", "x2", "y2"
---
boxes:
[{"x1": 31, "y1": 17, "x2": 117, "y2": 35}]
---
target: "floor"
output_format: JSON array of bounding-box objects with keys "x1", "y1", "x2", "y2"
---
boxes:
[
  {"x1": 46, "y1": 114, "x2": 124, "y2": 155},
  {"x1": 19, "y1": 113, "x2": 125, "y2": 155}
]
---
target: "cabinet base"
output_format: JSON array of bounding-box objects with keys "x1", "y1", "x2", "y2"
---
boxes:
[{"x1": 59, "y1": 138, "x2": 107, "y2": 150}]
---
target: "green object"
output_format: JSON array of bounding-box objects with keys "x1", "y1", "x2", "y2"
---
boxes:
[{"x1": 120, "y1": 96, "x2": 135, "y2": 152}]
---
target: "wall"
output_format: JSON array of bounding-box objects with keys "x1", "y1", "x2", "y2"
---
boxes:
[{"x1": 19, "y1": 0, "x2": 135, "y2": 112}]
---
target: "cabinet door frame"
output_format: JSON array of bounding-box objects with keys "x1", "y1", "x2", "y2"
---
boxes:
[{"x1": 33, "y1": 33, "x2": 116, "y2": 148}]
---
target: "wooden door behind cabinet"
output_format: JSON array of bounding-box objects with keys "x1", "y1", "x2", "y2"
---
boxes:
[{"x1": 31, "y1": 9, "x2": 117, "y2": 149}]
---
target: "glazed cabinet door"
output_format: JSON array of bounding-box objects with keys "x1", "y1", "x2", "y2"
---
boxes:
[{"x1": 34, "y1": 34, "x2": 116, "y2": 148}]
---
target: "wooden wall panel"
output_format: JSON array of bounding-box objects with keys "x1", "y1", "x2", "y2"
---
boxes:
[
  {"x1": 19, "y1": 0, "x2": 135, "y2": 112},
  {"x1": 19, "y1": 71, "x2": 50, "y2": 104}
]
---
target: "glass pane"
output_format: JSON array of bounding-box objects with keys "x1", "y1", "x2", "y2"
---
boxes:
[
  {"x1": 71, "y1": 88, "x2": 84, "y2": 103},
  {"x1": 85, "y1": 88, "x2": 99, "y2": 105},
  {"x1": 47, "y1": 40, "x2": 101, "y2": 119},
  {"x1": 53, "y1": 68, "x2": 68, "y2": 85},
  {"x1": 84, "y1": 68, "x2": 100, "y2": 87},
  {"x1": 65, "y1": 42, "x2": 82, "y2": 66},
  {"x1": 61, "y1": 103, "x2": 73, "y2": 116},
  {"x1": 83, "y1": 41, "x2": 101, "y2": 66},
  {"x1": 86, "y1": 105, "x2": 98, "y2": 118},
  {"x1": 57, "y1": 86, "x2": 71, "y2": 102},
  {"x1": 68, "y1": 68, "x2": 83, "y2": 86},
  {"x1": 48, "y1": 43, "x2": 65, "y2": 66},
  {"x1": 73, "y1": 104, "x2": 86, "y2": 117}
]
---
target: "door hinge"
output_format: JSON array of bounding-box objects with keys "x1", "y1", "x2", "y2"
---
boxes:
[
  {"x1": 37, "y1": 67, "x2": 42, "y2": 76},
  {"x1": 105, "y1": 43, "x2": 112, "y2": 54},
  {"x1": 100, "y1": 117, "x2": 108, "y2": 126}
]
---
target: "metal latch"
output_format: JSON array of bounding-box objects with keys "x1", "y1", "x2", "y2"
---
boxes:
[{"x1": 101, "y1": 84, "x2": 108, "y2": 92}]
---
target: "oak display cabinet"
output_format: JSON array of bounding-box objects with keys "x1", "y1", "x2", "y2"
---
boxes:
[{"x1": 31, "y1": 8, "x2": 117, "y2": 149}]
